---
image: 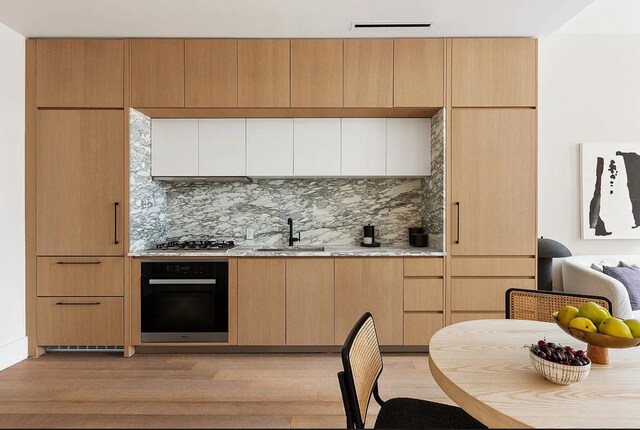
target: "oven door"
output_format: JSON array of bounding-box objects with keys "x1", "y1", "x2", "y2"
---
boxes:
[{"x1": 141, "y1": 278, "x2": 229, "y2": 342}]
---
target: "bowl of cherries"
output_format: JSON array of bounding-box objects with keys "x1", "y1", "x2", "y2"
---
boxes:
[{"x1": 528, "y1": 339, "x2": 591, "y2": 385}]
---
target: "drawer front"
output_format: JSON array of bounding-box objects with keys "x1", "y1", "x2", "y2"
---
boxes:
[
  {"x1": 403, "y1": 313, "x2": 443, "y2": 345},
  {"x1": 451, "y1": 278, "x2": 535, "y2": 311},
  {"x1": 403, "y1": 258, "x2": 443, "y2": 277},
  {"x1": 451, "y1": 312, "x2": 505, "y2": 324},
  {"x1": 451, "y1": 257, "x2": 535, "y2": 277},
  {"x1": 404, "y1": 279, "x2": 443, "y2": 311},
  {"x1": 36, "y1": 297, "x2": 123, "y2": 345},
  {"x1": 37, "y1": 257, "x2": 123, "y2": 296}
]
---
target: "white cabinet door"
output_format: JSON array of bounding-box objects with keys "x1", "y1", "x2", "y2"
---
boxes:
[
  {"x1": 199, "y1": 119, "x2": 246, "y2": 176},
  {"x1": 246, "y1": 119, "x2": 294, "y2": 176},
  {"x1": 151, "y1": 119, "x2": 199, "y2": 177},
  {"x1": 293, "y1": 118, "x2": 341, "y2": 176},
  {"x1": 341, "y1": 118, "x2": 386, "y2": 176},
  {"x1": 386, "y1": 118, "x2": 432, "y2": 176}
]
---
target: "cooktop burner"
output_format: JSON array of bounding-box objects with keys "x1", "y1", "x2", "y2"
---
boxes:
[{"x1": 154, "y1": 240, "x2": 235, "y2": 251}]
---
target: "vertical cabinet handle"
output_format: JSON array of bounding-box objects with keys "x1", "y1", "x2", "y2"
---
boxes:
[
  {"x1": 455, "y1": 202, "x2": 461, "y2": 245},
  {"x1": 114, "y1": 202, "x2": 119, "y2": 245}
]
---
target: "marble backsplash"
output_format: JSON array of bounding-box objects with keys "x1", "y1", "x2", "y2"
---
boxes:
[
  {"x1": 421, "y1": 108, "x2": 445, "y2": 250},
  {"x1": 129, "y1": 109, "x2": 445, "y2": 252}
]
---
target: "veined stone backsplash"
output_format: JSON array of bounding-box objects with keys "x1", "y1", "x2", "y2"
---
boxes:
[{"x1": 129, "y1": 108, "x2": 446, "y2": 252}]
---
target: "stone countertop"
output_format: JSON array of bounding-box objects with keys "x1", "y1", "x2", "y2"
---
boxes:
[{"x1": 129, "y1": 245, "x2": 445, "y2": 258}]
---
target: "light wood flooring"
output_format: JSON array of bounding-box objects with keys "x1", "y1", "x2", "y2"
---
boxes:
[{"x1": 0, "y1": 353, "x2": 452, "y2": 429}]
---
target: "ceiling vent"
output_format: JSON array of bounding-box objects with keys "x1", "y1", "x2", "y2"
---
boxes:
[{"x1": 350, "y1": 21, "x2": 432, "y2": 30}]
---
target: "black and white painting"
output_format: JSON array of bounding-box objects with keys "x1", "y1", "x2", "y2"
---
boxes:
[{"x1": 582, "y1": 143, "x2": 640, "y2": 239}]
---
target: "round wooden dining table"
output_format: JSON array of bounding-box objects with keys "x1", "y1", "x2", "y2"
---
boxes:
[{"x1": 429, "y1": 319, "x2": 640, "y2": 428}]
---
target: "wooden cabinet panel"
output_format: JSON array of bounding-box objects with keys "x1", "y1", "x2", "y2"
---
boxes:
[
  {"x1": 291, "y1": 39, "x2": 343, "y2": 107},
  {"x1": 37, "y1": 257, "x2": 123, "y2": 297},
  {"x1": 451, "y1": 257, "x2": 536, "y2": 277},
  {"x1": 404, "y1": 279, "x2": 443, "y2": 312},
  {"x1": 151, "y1": 119, "x2": 199, "y2": 177},
  {"x1": 451, "y1": 279, "x2": 536, "y2": 312},
  {"x1": 238, "y1": 39, "x2": 290, "y2": 107},
  {"x1": 386, "y1": 118, "x2": 431, "y2": 176},
  {"x1": 451, "y1": 109, "x2": 536, "y2": 255},
  {"x1": 131, "y1": 39, "x2": 184, "y2": 107},
  {"x1": 451, "y1": 38, "x2": 536, "y2": 107},
  {"x1": 393, "y1": 39, "x2": 444, "y2": 107},
  {"x1": 404, "y1": 258, "x2": 443, "y2": 277},
  {"x1": 450, "y1": 312, "x2": 505, "y2": 324},
  {"x1": 344, "y1": 39, "x2": 393, "y2": 107},
  {"x1": 286, "y1": 259, "x2": 335, "y2": 345},
  {"x1": 185, "y1": 39, "x2": 238, "y2": 107},
  {"x1": 341, "y1": 118, "x2": 386, "y2": 176},
  {"x1": 36, "y1": 110, "x2": 123, "y2": 256},
  {"x1": 36, "y1": 297, "x2": 123, "y2": 346},
  {"x1": 246, "y1": 119, "x2": 294, "y2": 176},
  {"x1": 293, "y1": 118, "x2": 341, "y2": 176},
  {"x1": 36, "y1": 39, "x2": 123, "y2": 107},
  {"x1": 237, "y1": 259, "x2": 286, "y2": 345},
  {"x1": 335, "y1": 258, "x2": 403, "y2": 345},
  {"x1": 199, "y1": 119, "x2": 246, "y2": 176},
  {"x1": 403, "y1": 313, "x2": 443, "y2": 345}
]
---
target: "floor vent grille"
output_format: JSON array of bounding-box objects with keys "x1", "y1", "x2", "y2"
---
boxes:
[{"x1": 46, "y1": 345, "x2": 124, "y2": 352}]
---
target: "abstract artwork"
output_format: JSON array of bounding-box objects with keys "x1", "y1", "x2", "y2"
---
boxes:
[{"x1": 581, "y1": 143, "x2": 640, "y2": 239}]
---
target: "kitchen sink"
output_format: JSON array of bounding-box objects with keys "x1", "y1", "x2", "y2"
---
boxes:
[{"x1": 255, "y1": 246, "x2": 326, "y2": 252}]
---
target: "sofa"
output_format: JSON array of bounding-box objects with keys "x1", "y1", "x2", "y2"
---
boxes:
[{"x1": 562, "y1": 255, "x2": 640, "y2": 320}]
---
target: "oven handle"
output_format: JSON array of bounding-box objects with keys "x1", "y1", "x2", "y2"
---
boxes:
[{"x1": 148, "y1": 279, "x2": 217, "y2": 285}]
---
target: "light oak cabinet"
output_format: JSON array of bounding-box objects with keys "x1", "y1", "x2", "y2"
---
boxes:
[
  {"x1": 344, "y1": 39, "x2": 393, "y2": 107},
  {"x1": 131, "y1": 39, "x2": 185, "y2": 107},
  {"x1": 37, "y1": 257, "x2": 124, "y2": 297},
  {"x1": 404, "y1": 313, "x2": 443, "y2": 346},
  {"x1": 36, "y1": 110, "x2": 123, "y2": 256},
  {"x1": 393, "y1": 39, "x2": 444, "y2": 107},
  {"x1": 291, "y1": 39, "x2": 343, "y2": 107},
  {"x1": 335, "y1": 258, "x2": 403, "y2": 345},
  {"x1": 36, "y1": 39, "x2": 124, "y2": 108},
  {"x1": 237, "y1": 259, "x2": 286, "y2": 345},
  {"x1": 238, "y1": 39, "x2": 290, "y2": 107},
  {"x1": 451, "y1": 38, "x2": 537, "y2": 107},
  {"x1": 185, "y1": 39, "x2": 238, "y2": 108}
]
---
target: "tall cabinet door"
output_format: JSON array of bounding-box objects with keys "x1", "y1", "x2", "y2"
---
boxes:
[
  {"x1": 451, "y1": 109, "x2": 536, "y2": 256},
  {"x1": 36, "y1": 110, "x2": 123, "y2": 256}
]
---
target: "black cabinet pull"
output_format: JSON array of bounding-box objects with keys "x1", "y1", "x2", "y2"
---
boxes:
[
  {"x1": 56, "y1": 261, "x2": 101, "y2": 265},
  {"x1": 455, "y1": 202, "x2": 461, "y2": 245},
  {"x1": 55, "y1": 302, "x2": 101, "y2": 306},
  {"x1": 114, "y1": 202, "x2": 119, "y2": 245}
]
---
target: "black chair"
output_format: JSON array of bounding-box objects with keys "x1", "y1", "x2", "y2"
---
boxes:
[{"x1": 337, "y1": 312, "x2": 486, "y2": 429}]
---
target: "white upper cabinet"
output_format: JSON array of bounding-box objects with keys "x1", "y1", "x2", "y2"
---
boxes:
[
  {"x1": 199, "y1": 119, "x2": 246, "y2": 176},
  {"x1": 246, "y1": 119, "x2": 294, "y2": 176},
  {"x1": 386, "y1": 118, "x2": 432, "y2": 176},
  {"x1": 341, "y1": 118, "x2": 386, "y2": 176},
  {"x1": 151, "y1": 119, "x2": 198, "y2": 177},
  {"x1": 293, "y1": 118, "x2": 341, "y2": 176}
]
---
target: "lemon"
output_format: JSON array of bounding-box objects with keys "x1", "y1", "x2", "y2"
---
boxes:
[
  {"x1": 577, "y1": 302, "x2": 610, "y2": 326},
  {"x1": 599, "y1": 317, "x2": 633, "y2": 338},
  {"x1": 623, "y1": 319, "x2": 640, "y2": 338},
  {"x1": 556, "y1": 305, "x2": 579, "y2": 325},
  {"x1": 569, "y1": 317, "x2": 597, "y2": 333}
]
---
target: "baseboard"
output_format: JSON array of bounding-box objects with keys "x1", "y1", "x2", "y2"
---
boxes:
[{"x1": 0, "y1": 336, "x2": 28, "y2": 371}]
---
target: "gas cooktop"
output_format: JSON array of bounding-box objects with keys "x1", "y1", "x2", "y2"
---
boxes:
[{"x1": 154, "y1": 240, "x2": 235, "y2": 251}]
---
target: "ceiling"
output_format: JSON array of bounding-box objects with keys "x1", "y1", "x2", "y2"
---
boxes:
[{"x1": 0, "y1": 0, "x2": 593, "y2": 39}]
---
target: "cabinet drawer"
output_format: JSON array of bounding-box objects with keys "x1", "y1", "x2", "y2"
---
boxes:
[
  {"x1": 37, "y1": 257, "x2": 123, "y2": 297},
  {"x1": 404, "y1": 279, "x2": 443, "y2": 311},
  {"x1": 451, "y1": 279, "x2": 535, "y2": 311},
  {"x1": 403, "y1": 258, "x2": 443, "y2": 277},
  {"x1": 403, "y1": 313, "x2": 443, "y2": 345},
  {"x1": 451, "y1": 257, "x2": 535, "y2": 277},
  {"x1": 451, "y1": 312, "x2": 505, "y2": 324},
  {"x1": 36, "y1": 297, "x2": 123, "y2": 346}
]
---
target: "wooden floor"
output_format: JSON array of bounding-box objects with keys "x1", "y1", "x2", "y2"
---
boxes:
[{"x1": 0, "y1": 352, "x2": 452, "y2": 429}]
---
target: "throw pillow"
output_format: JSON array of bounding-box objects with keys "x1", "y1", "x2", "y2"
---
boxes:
[
  {"x1": 603, "y1": 265, "x2": 640, "y2": 311},
  {"x1": 591, "y1": 260, "x2": 618, "y2": 273},
  {"x1": 619, "y1": 261, "x2": 640, "y2": 269}
]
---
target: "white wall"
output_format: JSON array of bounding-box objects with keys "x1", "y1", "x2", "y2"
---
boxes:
[{"x1": 0, "y1": 22, "x2": 26, "y2": 370}]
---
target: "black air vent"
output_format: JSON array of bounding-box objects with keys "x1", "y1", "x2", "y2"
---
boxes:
[{"x1": 351, "y1": 22, "x2": 432, "y2": 29}]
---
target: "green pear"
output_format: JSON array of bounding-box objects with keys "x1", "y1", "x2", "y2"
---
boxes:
[
  {"x1": 556, "y1": 305, "x2": 579, "y2": 325},
  {"x1": 569, "y1": 317, "x2": 597, "y2": 333},
  {"x1": 577, "y1": 302, "x2": 610, "y2": 326},
  {"x1": 599, "y1": 317, "x2": 633, "y2": 338},
  {"x1": 624, "y1": 319, "x2": 640, "y2": 338}
]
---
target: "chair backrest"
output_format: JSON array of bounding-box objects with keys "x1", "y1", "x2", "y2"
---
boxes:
[
  {"x1": 338, "y1": 312, "x2": 383, "y2": 429},
  {"x1": 506, "y1": 288, "x2": 613, "y2": 322}
]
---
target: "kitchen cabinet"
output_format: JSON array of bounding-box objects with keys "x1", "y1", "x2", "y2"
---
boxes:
[
  {"x1": 246, "y1": 118, "x2": 294, "y2": 176},
  {"x1": 238, "y1": 39, "x2": 290, "y2": 107},
  {"x1": 404, "y1": 258, "x2": 444, "y2": 277},
  {"x1": 386, "y1": 118, "x2": 432, "y2": 176},
  {"x1": 450, "y1": 312, "x2": 505, "y2": 324},
  {"x1": 404, "y1": 279, "x2": 444, "y2": 312},
  {"x1": 286, "y1": 259, "x2": 335, "y2": 345},
  {"x1": 341, "y1": 118, "x2": 386, "y2": 176},
  {"x1": 151, "y1": 119, "x2": 199, "y2": 178},
  {"x1": 344, "y1": 39, "x2": 393, "y2": 107},
  {"x1": 393, "y1": 39, "x2": 444, "y2": 107},
  {"x1": 237, "y1": 259, "x2": 286, "y2": 345},
  {"x1": 131, "y1": 39, "x2": 185, "y2": 107},
  {"x1": 451, "y1": 38, "x2": 537, "y2": 107},
  {"x1": 335, "y1": 258, "x2": 403, "y2": 345},
  {"x1": 37, "y1": 257, "x2": 124, "y2": 297},
  {"x1": 36, "y1": 39, "x2": 124, "y2": 108},
  {"x1": 404, "y1": 313, "x2": 443, "y2": 345},
  {"x1": 293, "y1": 118, "x2": 341, "y2": 176},
  {"x1": 199, "y1": 119, "x2": 246, "y2": 176},
  {"x1": 291, "y1": 39, "x2": 343, "y2": 107},
  {"x1": 450, "y1": 257, "x2": 536, "y2": 277},
  {"x1": 36, "y1": 110, "x2": 123, "y2": 256},
  {"x1": 185, "y1": 39, "x2": 238, "y2": 107},
  {"x1": 451, "y1": 279, "x2": 535, "y2": 312}
]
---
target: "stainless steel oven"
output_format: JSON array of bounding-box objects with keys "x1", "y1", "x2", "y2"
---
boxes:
[{"x1": 141, "y1": 261, "x2": 229, "y2": 342}]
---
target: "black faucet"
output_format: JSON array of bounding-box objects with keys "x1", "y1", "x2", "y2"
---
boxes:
[{"x1": 287, "y1": 218, "x2": 300, "y2": 246}]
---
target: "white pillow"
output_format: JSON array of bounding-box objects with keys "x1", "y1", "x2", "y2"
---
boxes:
[
  {"x1": 591, "y1": 260, "x2": 618, "y2": 273},
  {"x1": 620, "y1": 261, "x2": 640, "y2": 269}
]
